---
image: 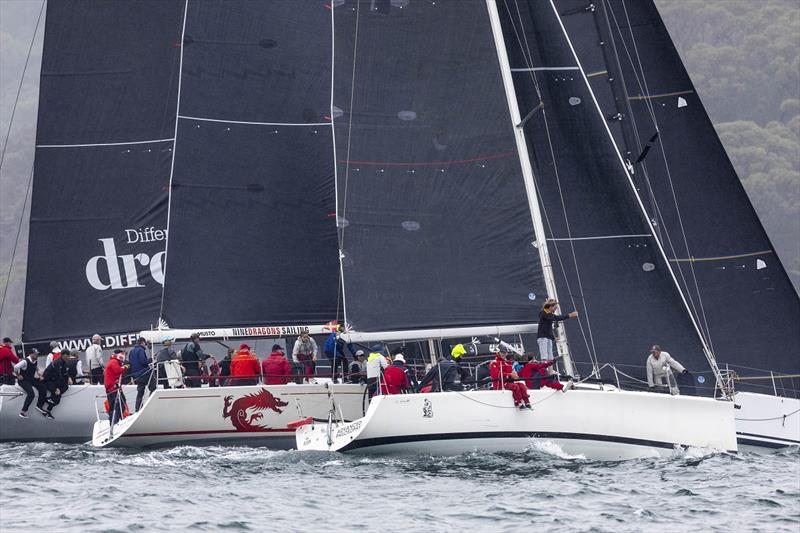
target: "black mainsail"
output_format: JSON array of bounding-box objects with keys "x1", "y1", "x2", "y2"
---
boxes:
[
  {"x1": 158, "y1": 0, "x2": 340, "y2": 329},
  {"x1": 554, "y1": 0, "x2": 800, "y2": 397},
  {"x1": 333, "y1": 0, "x2": 546, "y2": 333}
]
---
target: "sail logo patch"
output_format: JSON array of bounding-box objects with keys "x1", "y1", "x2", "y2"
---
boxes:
[
  {"x1": 222, "y1": 389, "x2": 289, "y2": 432},
  {"x1": 85, "y1": 227, "x2": 168, "y2": 290}
]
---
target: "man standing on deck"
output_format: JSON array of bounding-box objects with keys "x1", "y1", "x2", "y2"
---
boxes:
[
  {"x1": 129, "y1": 337, "x2": 155, "y2": 411},
  {"x1": 85, "y1": 334, "x2": 104, "y2": 385},
  {"x1": 0, "y1": 337, "x2": 19, "y2": 385},
  {"x1": 262, "y1": 344, "x2": 291, "y2": 385},
  {"x1": 537, "y1": 299, "x2": 577, "y2": 360},
  {"x1": 44, "y1": 341, "x2": 62, "y2": 368},
  {"x1": 180, "y1": 333, "x2": 208, "y2": 388},
  {"x1": 292, "y1": 330, "x2": 318, "y2": 382},
  {"x1": 646, "y1": 345, "x2": 688, "y2": 393},
  {"x1": 156, "y1": 338, "x2": 181, "y2": 389},
  {"x1": 105, "y1": 351, "x2": 128, "y2": 431},
  {"x1": 231, "y1": 344, "x2": 260, "y2": 386}
]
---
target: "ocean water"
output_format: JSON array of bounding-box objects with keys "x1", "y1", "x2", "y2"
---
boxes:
[{"x1": 0, "y1": 443, "x2": 797, "y2": 532}]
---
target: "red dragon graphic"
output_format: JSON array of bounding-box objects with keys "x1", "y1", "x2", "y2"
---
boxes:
[{"x1": 223, "y1": 389, "x2": 289, "y2": 432}]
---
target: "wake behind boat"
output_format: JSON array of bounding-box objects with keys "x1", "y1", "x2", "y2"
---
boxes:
[{"x1": 296, "y1": 385, "x2": 737, "y2": 460}]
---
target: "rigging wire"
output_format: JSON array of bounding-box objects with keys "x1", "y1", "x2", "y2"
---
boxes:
[
  {"x1": 0, "y1": 0, "x2": 46, "y2": 325},
  {"x1": 503, "y1": 0, "x2": 601, "y2": 374},
  {"x1": 336, "y1": 0, "x2": 361, "y2": 327}
]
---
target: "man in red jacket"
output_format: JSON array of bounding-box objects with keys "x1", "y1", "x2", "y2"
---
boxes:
[
  {"x1": 231, "y1": 344, "x2": 260, "y2": 385},
  {"x1": 0, "y1": 337, "x2": 20, "y2": 385},
  {"x1": 489, "y1": 349, "x2": 531, "y2": 410},
  {"x1": 381, "y1": 354, "x2": 410, "y2": 395},
  {"x1": 262, "y1": 344, "x2": 291, "y2": 385},
  {"x1": 104, "y1": 351, "x2": 128, "y2": 430},
  {"x1": 518, "y1": 355, "x2": 565, "y2": 392}
]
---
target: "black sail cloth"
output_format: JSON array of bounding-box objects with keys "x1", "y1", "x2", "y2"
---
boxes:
[{"x1": 555, "y1": 0, "x2": 800, "y2": 397}]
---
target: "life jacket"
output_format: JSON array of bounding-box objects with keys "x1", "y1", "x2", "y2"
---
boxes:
[
  {"x1": 103, "y1": 398, "x2": 130, "y2": 418},
  {"x1": 20, "y1": 357, "x2": 38, "y2": 381}
]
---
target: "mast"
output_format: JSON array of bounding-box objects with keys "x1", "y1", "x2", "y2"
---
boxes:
[
  {"x1": 546, "y1": 0, "x2": 725, "y2": 393},
  {"x1": 485, "y1": 0, "x2": 575, "y2": 376}
]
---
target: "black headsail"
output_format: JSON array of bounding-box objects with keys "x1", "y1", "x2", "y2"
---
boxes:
[
  {"x1": 332, "y1": 0, "x2": 546, "y2": 333},
  {"x1": 158, "y1": 1, "x2": 340, "y2": 329},
  {"x1": 22, "y1": 1, "x2": 185, "y2": 344},
  {"x1": 555, "y1": 0, "x2": 800, "y2": 397},
  {"x1": 497, "y1": 0, "x2": 719, "y2": 394}
]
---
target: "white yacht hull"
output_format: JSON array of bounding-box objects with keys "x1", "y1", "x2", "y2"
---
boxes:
[
  {"x1": 0, "y1": 383, "x2": 136, "y2": 443},
  {"x1": 297, "y1": 387, "x2": 737, "y2": 461},
  {"x1": 92, "y1": 383, "x2": 366, "y2": 448},
  {"x1": 735, "y1": 391, "x2": 800, "y2": 450}
]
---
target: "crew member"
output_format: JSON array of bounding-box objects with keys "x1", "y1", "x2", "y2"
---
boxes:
[
  {"x1": 537, "y1": 299, "x2": 577, "y2": 360},
  {"x1": 518, "y1": 354, "x2": 568, "y2": 392},
  {"x1": 105, "y1": 351, "x2": 128, "y2": 430},
  {"x1": 348, "y1": 350, "x2": 367, "y2": 383},
  {"x1": 489, "y1": 348, "x2": 531, "y2": 410},
  {"x1": 647, "y1": 345, "x2": 688, "y2": 393},
  {"x1": 292, "y1": 330, "x2": 318, "y2": 381},
  {"x1": 156, "y1": 337, "x2": 181, "y2": 389},
  {"x1": 231, "y1": 344, "x2": 260, "y2": 386},
  {"x1": 366, "y1": 345, "x2": 390, "y2": 397},
  {"x1": 41, "y1": 349, "x2": 74, "y2": 419},
  {"x1": 262, "y1": 344, "x2": 291, "y2": 385},
  {"x1": 44, "y1": 341, "x2": 62, "y2": 368},
  {"x1": 381, "y1": 354, "x2": 410, "y2": 395},
  {"x1": 416, "y1": 347, "x2": 467, "y2": 393},
  {"x1": 85, "y1": 334, "x2": 104, "y2": 385},
  {"x1": 13, "y1": 349, "x2": 47, "y2": 418},
  {"x1": 129, "y1": 337, "x2": 155, "y2": 411},
  {"x1": 180, "y1": 333, "x2": 208, "y2": 388},
  {"x1": 324, "y1": 325, "x2": 352, "y2": 382},
  {"x1": 0, "y1": 337, "x2": 19, "y2": 385}
]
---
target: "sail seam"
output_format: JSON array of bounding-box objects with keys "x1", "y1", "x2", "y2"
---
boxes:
[
  {"x1": 159, "y1": 0, "x2": 190, "y2": 324},
  {"x1": 669, "y1": 250, "x2": 773, "y2": 263},
  {"x1": 36, "y1": 138, "x2": 175, "y2": 148},
  {"x1": 510, "y1": 66, "x2": 579, "y2": 72},
  {"x1": 177, "y1": 115, "x2": 331, "y2": 127},
  {"x1": 547, "y1": 234, "x2": 651, "y2": 241}
]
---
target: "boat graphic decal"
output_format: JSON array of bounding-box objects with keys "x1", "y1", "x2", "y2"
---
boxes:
[
  {"x1": 423, "y1": 399, "x2": 433, "y2": 418},
  {"x1": 222, "y1": 389, "x2": 289, "y2": 432}
]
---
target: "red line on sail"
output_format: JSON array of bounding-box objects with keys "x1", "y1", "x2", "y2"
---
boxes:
[{"x1": 338, "y1": 150, "x2": 517, "y2": 167}]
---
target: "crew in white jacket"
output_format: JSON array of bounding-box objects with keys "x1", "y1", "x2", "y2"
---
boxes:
[
  {"x1": 85, "y1": 334, "x2": 104, "y2": 385},
  {"x1": 646, "y1": 344, "x2": 687, "y2": 391}
]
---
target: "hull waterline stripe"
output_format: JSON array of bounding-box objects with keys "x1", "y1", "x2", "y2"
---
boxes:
[
  {"x1": 125, "y1": 428, "x2": 292, "y2": 437},
  {"x1": 547, "y1": 234, "x2": 651, "y2": 242},
  {"x1": 736, "y1": 431, "x2": 800, "y2": 445},
  {"x1": 37, "y1": 138, "x2": 175, "y2": 148},
  {"x1": 178, "y1": 115, "x2": 331, "y2": 127},
  {"x1": 736, "y1": 438, "x2": 793, "y2": 449},
  {"x1": 339, "y1": 431, "x2": 682, "y2": 452}
]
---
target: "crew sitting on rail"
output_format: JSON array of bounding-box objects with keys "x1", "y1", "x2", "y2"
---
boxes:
[
  {"x1": 489, "y1": 348, "x2": 532, "y2": 410},
  {"x1": 518, "y1": 354, "x2": 570, "y2": 392},
  {"x1": 646, "y1": 344, "x2": 688, "y2": 394}
]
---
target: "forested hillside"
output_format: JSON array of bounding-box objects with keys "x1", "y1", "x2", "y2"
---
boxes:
[{"x1": 657, "y1": 0, "x2": 799, "y2": 288}]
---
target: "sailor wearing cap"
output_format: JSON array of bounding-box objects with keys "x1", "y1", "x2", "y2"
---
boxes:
[
  {"x1": 646, "y1": 345, "x2": 688, "y2": 393},
  {"x1": 537, "y1": 298, "x2": 578, "y2": 360},
  {"x1": 156, "y1": 336, "x2": 180, "y2": 389}
]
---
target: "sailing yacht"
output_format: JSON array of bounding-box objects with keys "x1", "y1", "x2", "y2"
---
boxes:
[{"x1": 4, "y1": 0, "x2": 794, "y2": 452}]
